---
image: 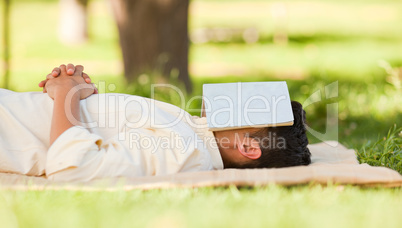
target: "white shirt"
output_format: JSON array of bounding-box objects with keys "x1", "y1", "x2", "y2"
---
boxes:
[{"x1": 0, "y1": 89, "x2": 223, "y2": 181}]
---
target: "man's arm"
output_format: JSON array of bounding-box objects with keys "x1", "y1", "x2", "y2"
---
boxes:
[
  {"x1": 50, "y1": 85, "x2": 81, "y2": 145},
  {"x1": 46, "y1": 65, "x2": 94, "y2": 145}
]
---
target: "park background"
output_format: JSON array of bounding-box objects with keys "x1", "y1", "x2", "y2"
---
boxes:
[{"x1": 0, "y1": 0, "x2": 401, "y2": 227}]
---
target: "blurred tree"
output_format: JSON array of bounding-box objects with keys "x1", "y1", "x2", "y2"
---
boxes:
[
  {"x1": 59, "y1": 0, "x2": 89, "y2": 44},
  {"x1": 110, "y1": 0, "x2": 192, "y2": 92},
  {"x1": 2, "y1": 0, "x2": 10, "y2": 89}
]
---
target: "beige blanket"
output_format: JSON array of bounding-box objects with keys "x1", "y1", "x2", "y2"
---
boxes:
[{"x1": 0, "y1": 141, "x2": 401, "y2": 190}]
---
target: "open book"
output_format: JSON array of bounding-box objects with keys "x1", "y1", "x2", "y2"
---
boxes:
[{"x1": 202, "y1": 81, "x2": 294, "y2": 131}]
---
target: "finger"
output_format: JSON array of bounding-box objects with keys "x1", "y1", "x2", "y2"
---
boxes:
[
  {"x1": 46, "y1": 73, "x2": 54, "y2": 80},
  {"x1": 59, "y1": 64, "x2": 67, "y2": 74},
  {"x1": 74, "y1": 65, "x2": 84, "y2": 77},
  {"x1": 82, "y1": 72, "x2": 91, "y2": 83},
  {"x1": 38, "y1": 79, "x2": 48, "y2": 88},
  {"x1": 51, "y1": 67, "x2": 61, "y2": 77},
  {"x1": 66, "y1": 63, "x2": 75, "y2": 75}
]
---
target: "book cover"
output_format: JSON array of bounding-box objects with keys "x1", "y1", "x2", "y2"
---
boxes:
[{"x1": 202, "y1": 81, "x2": 294, "y2": 131}]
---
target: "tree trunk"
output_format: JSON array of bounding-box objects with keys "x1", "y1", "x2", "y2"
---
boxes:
[
  {"x1": 59, "y1": 0, "x2": 89, "y2": 44},
  {"x1": 110, "y1": 0, "x2": 192, "y2": 92}
]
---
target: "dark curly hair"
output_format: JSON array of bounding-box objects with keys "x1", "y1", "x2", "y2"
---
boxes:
[{"x1": 242, "y1": 101, "x2": 311, "y2": 168}]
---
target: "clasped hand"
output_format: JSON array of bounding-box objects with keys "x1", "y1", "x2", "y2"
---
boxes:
[{"x1": 38, "y1": 64, "x2": 97, "y2": 100}]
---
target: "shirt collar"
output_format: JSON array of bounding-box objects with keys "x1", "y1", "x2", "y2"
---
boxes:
[{"x1": 190, "y1": 116, "x2": 224, "y2": 170}]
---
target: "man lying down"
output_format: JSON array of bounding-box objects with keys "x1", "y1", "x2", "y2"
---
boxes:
[{"x1": 0, "y1": 64, "x2": 311, "y2": 182}]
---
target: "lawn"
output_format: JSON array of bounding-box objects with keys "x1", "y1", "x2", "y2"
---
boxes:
[
  {"x1": 1, "y1": 185, "x2": 402, "y2": 228},
  {"x1": 0, "y1": 0, "x2": 401, "y2": 227}
]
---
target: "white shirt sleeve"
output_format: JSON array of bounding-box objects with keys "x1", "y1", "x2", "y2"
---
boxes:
[
  {"x1": 46, "y1": 126, "x2": 143, "y2": 182},
  {"x1": 45, "y1": 126, "x2": 210, "y2": 182}
]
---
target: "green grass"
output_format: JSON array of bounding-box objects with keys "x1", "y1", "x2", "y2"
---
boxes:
[
  {"x1": 0, "y1": 0, "x2": 401, "y2": 227},
  {"x1": 1, "y1": 185, "x2": 401, "y2": 228},
  {"x1": 357, "y1": 126, "x2": 402, "y2": 174}
]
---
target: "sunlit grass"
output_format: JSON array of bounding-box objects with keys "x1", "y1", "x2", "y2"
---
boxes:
[
  {"x1": 190, "y1": 41, "x2": 402, "y2": 80},
  {"x1": 1, "y1": 185, "x2": 401, "y2": 228}
]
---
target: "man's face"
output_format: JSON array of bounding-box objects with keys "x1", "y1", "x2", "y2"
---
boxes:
[{"x1": 213, "y1": 128, "x2": 263, "y2": 168}]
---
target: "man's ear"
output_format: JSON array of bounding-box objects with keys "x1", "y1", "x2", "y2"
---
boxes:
[{"x1": 236, "y1": 140, "x2": 262, "y2": 160}]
